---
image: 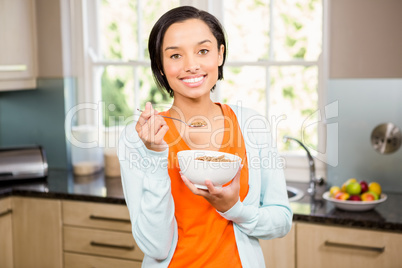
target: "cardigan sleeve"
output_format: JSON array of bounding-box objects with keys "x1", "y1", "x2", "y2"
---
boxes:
[{"x1": 118, "y1": 123, "x2": 177, "y2": 260}]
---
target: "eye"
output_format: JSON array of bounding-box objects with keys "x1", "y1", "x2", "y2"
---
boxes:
[
  {"x1": 170, "y1": 54, "x2": 181, "y2": 59},
  {"x1": 199, "y1": 49, "x2": 209, "y2": 55}
]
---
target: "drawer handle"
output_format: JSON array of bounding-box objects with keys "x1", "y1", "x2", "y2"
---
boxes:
[
  {"x1": 0, "y1": 209, "x2": 12, "y2": 218},
  {"x1": 90, "y1": 241, "x2": 135, "y2": 251},
  {"x1": 89, "y1": 215, "x2": 131, "y2": 223},
  {"x1": 325, "y1": 241, "x2": 385, "y2": 253}
]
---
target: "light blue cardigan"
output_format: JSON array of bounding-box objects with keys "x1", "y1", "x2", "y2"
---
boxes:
[{"x1": 118, "y1": 104, "x2": 293, "y2": 267}]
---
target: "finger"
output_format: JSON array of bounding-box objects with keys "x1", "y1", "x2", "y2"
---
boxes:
[
  {"x1": 148, "y1": 114, "x2": 167, "y2": 137},
  {"x1": 205, "y1": 180, "x2": 221, "y2": 195},
  {"x1": 145, "y1": 102, "x2": 152, "y2": 112},
  {"x1": 181, "y1": 173, "x2": 199, "y2": 193},
  {"x1": 136, "y1": 103, "x2": 153, "y2": 129},
  {"x1": 234, "y1": 164, "x2": 243, "y2": 180},
  {"x1": 148, "y1": 103, "x2": 162, "y2": 117},
  {"x1": 230, "y1": 164, "x2": 243, "y2": 187},
  {"x1": 181, "y1": 173, "x2": 209, "y2": 196},
  {"x1": 153, "y1": 125, "x2": 169, "y2": 150},
  {"x1": 138, "y1": 116, "x2": 166, "y2": 144},
  {"x1": 154, "y1": 124, "x2": 169, "y2": 143}
]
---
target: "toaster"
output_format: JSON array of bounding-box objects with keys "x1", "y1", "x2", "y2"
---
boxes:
[{"x1": 0, "y1": 146, "x2": 48, "y2": 181}]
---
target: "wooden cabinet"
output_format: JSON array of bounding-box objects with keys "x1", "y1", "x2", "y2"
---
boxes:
[
  {"x1": 64, "y1": 252, "x2": 142, "y2": 268},
  {"x1": 62, "y1": 200, "x2": 143, "y2": 267},
  {"x1": 296, "y1": 222, "x2": 402, "y2": 268},
  {"x1": 0, "y1": 198, "x2": 13, "y2": 268},
  {"x1": 0, "y1": 0, "x2": 37, "y2": 91},
  {"x1": 260, "y1": 223, "x2": 296, "y2": 268},
  {"x1": 12, "y1": 197, "x2": 63, "y2": 268}
]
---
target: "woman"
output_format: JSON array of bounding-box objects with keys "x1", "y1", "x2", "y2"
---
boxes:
[{"x1": 118, "y1": 6, "x2": 292, "y2": 267}]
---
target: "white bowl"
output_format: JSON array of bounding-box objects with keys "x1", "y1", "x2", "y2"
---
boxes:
[
  {"x1": 322, "y1": 192, "x2": 387, "y2": 211},
  {"x1": 177, "y1": 150, "x2": 242, "y2": 189}
]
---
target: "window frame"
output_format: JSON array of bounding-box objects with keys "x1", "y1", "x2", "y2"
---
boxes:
[{"x1": 69, "y1": 0, "x2": 329, "y2": 182}]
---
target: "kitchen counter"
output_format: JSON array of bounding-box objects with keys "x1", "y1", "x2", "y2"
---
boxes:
[{"x1": 1, "y1": 170, "x2": 402, "y2": 233}]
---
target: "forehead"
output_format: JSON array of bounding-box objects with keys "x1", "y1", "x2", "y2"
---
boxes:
[{"x1": 162, "y1": 19, "x2": 217, "y2": 47}]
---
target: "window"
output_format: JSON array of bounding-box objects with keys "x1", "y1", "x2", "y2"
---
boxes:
[
  {"x1": 71, "y1": 0, "x2": 327, "y2": 180},
  {"x1": 220, "y1": 0, "x2": 323, "y2": 154}
]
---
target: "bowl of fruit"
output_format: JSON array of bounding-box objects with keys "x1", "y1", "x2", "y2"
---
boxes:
[{"x1": 323, "y1": 179, "x2": 387, "y2": 211}]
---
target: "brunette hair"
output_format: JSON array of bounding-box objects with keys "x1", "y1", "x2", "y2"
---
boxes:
[{"x1": 148, "y1": 6, "x2": 227, "y2": 97}]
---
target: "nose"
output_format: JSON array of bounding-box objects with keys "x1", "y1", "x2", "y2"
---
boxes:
[{"x1": 184, "y1": 56, "x2": 200, "y2": 73}]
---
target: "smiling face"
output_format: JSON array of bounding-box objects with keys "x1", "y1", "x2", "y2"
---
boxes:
[{"x1": 161, "y1": 19, "x2": 224, "y2": 101}]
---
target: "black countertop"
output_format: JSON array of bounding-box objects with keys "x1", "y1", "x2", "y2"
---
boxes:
[{"x1": 1, "y1": 169, "x2": 402, "y2": 233}]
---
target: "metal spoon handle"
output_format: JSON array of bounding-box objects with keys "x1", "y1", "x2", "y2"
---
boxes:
[{"x1": 136, "y1": 108, "x2": 198, "y2": 127}]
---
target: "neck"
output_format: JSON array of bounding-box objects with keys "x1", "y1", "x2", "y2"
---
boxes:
[{"x1": 170, "y1": 96, "x2": 219, "y2": 119}]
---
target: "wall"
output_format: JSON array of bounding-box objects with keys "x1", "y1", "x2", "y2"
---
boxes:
[
  {"x1": 0, "y1": 79, "x2": 70, "y2": 169},
  {"x1": 330, "y1": 0, "x2": 402, "y2": 78},
  {"x1": 327, "y1": 0, "x2": 402, "y2": 193},
  {"x1": 0, "y1": 0, "x2": 74, "y2": 170}
]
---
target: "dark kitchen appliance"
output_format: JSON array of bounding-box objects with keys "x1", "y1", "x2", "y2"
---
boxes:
[{"x1": 0, "y1": 146, "x2": 48, "y2": 181}]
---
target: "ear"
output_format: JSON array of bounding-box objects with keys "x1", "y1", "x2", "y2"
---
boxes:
[{"x1": 218, "y1": 44, "x2": 225, "y2": 66}]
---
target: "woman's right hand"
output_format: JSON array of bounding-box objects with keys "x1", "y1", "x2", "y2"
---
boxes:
[{"x1": 136, "y1": 102, "x2": 169, "y2": 152}]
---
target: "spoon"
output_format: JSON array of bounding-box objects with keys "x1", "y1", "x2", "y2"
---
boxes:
[{"x1": 136, "y1": 109, "x2": 206, "y2": 128}]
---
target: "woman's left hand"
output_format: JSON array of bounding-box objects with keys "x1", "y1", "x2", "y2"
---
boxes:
[{"x1": 180, "y1": 165, "x2": 243, "y2": 213}]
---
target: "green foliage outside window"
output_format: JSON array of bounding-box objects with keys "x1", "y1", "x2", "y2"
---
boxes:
[{"x1": 98, "y1": 0, "x2": 322, "y2": 152}]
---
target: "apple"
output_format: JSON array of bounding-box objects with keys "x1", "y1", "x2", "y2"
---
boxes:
[
  {"x1": 349, "y1": 195, "x2": 362, "y2": 201},
  {"x1": 329, "y1": 186, "x2": 341, "y2": 197},
  {"x1": 367, "y1": 191, "x2": 379, "y2": 200},
  {"x1": 359, "y1": 180, "x2": 369, "y2": 193},
  {"x1": 346, "y1": 182, "x2": 361, "y2": 195},
  {"x1": 335, "y1": 192, "x2": 350, "y2": 200},
  {"x1": 341, "y1": 178, "x2": 357, "y2": 192},
  {"x1": 361, "y1": 192, "x2": 375, "y2": 201}
]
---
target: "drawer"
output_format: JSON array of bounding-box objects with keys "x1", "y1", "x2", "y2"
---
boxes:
[
  {"x1": 63, "y1": 226, "x2": 144, "y2": 261},
  {"x1": 0, "y1": 197, "x2": 11, "y2": 212},
  {"x1": 62, "y1": 200, "x2": 131, "y2": 231},
  {"x1": 297, "y1": 223, "x2": 402, "y2": 268},
  {"x1": 64, "y1": 252, "x2": 142, "y2": 268}
]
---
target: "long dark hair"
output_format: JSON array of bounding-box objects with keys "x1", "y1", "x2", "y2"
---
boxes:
[{"x1": 148, "y1": 6, "x2": 227, "y2": 97}]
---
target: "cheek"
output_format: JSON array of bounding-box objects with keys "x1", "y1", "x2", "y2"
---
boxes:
[
  {"x1": 204, "y1": 58, "x2": 220, "y2": 76},
  {"x1": 163, "y1": 61, "x2": 181, "y2": 78}
]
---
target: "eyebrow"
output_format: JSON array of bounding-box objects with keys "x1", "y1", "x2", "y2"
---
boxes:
[{"x1": 164, "y1": 39, "x2": 212, "y2": 51}]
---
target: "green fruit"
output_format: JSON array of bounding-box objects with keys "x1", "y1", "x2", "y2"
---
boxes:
[
  {"x1": 345, "y1": 182, "x2": 361, "y2": 195},
  {"x1": 367, "y1": 191, "x2": 379, "y2": 200}
]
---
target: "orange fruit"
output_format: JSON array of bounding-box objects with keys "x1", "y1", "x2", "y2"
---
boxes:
[
  {"x1": 361, "y1": 192, "x2": 375, "y2": 201},
  {"x1": 368, "y1": 182, "x2": 382, "y2": 197}
]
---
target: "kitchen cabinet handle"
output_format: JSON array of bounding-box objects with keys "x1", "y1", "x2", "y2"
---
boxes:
[
  {"x1": 89, "y1": 214, "x2": 131, "y2": 223},
  {"x1": 325, "y1": 241, "x2": 385, "y2": 253},
  {"x1": 90, "y1": 241, "x2": 135, "y2": 251},
  {"x1": 0, "y1": 209, "x2": 12, "y2": 218},
  {"x1": 0, "y1": 65, "x2": 27, "y2": 71}
]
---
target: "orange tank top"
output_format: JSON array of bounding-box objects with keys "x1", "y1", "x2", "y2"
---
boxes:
[{"x1": 160, "y1": 104, "x2": 249, "y2": 268}]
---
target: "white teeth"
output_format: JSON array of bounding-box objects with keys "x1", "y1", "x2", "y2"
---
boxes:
[{"x1": 182, "y1": 76, "x2": 204, "y2": 83}]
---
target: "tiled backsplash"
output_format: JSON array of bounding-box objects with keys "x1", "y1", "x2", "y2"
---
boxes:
[
  {"x1": 0, "y1": 78, "x2": 75, "y2": 169},
  {"x1": 327, "y1": 79, "x2": 402, "y2": 193}
]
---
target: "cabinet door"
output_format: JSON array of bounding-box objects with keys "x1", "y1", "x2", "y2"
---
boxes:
[
  {"x1": 259, "y1": 223, "x2": 295, "y2": 268},
  {"x1": 63, "y1": 200, "x2": 131, "y2": 232},
  {"x1": 0, "y1": 198, "x2": 13, "y2": 268},
  {"x1": 64, "y1": 226, "x2": 143, "y2": 261},
  {"x1": 12, "y1": 197, "x2": 63, "y2": 268},
  {"x1": 297, "y1": 223, "x2": 402, "y2": 268},
  {"x1": 64, "y1": 252, "x2": 142, "y2": 268},
  {"x1": 0, "y1": 0, "x2": 36, "y2": 90}
]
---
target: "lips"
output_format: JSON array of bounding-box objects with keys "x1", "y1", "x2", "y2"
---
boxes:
[{"x1": 180, "y1": 75, "x2": 206, "y2": 87}]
